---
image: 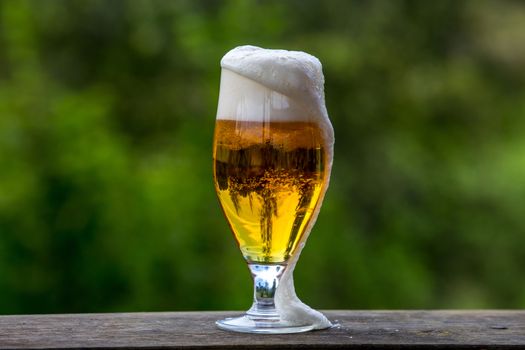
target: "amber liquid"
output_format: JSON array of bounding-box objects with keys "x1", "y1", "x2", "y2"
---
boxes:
[{"x1": 213, "y1": 120, "x2": 327, "y2": 263}]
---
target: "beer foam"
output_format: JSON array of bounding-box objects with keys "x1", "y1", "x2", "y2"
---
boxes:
[
  {"x1": 216, "y1": 69, "x2": 309, "y2": 122},
  {"x1": 218, "y1": 46, "x2": 334, "y2": 330},
  {"x1": 218, "y1": 45, "x2": 330, "y2": 130}
]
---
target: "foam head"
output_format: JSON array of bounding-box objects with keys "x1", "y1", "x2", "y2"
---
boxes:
[
  {"x1": 216, "y1": 69, "x2": 307, "y2": 122},
  {"x1": 217, "y1": 45, "x2": 331, "y2": 130}
]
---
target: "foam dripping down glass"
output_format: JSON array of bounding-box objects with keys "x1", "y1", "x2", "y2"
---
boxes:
[{"x1": 212, "y1": 46, "x2": 334, "y2": 334}]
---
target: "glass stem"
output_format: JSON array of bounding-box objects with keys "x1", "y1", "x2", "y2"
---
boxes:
[{"x1": 246, "y1": 263, "x2": 286, "y2": 321}]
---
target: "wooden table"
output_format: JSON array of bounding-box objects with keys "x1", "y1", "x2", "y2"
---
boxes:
[{"x1": 1, "y1": 311, "x2": 524, "y2": 349}]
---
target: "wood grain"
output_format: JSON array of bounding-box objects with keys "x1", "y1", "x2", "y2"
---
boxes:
[{"x1": 0, "y1": 310, "x2": 524, "y2": 349}]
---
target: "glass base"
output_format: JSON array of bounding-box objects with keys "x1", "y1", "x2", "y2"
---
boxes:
[
  {"x1": 216, "y1": 263, "x2": 316, "y2": 334},
  {"x1": 216, "y1": 315, "x2": 316, "y2": 334}
]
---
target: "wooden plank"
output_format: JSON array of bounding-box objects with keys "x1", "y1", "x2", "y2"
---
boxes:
[{"x1": 0, "y1": 310, "x2": 524, "y2": 349}]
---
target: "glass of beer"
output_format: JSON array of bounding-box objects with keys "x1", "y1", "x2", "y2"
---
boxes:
[{"x1": 213, "y1": 46, "x2": 333, "y2": 334}]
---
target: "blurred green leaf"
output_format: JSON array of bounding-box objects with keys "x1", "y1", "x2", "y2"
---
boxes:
[{"x1": 1, "y1": 0, "x2": 525, "y2": 313}]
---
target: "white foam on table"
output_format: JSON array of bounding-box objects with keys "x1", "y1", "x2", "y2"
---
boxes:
[{"x1": 217, "y1": 45, "x2": 334, "y2": 330}]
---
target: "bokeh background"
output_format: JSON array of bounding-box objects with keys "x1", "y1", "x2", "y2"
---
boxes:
[{"x1": 1, "y1": 0, "x2": 525, "y2": 314}]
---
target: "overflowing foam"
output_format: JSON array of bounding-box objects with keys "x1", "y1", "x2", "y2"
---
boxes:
[
  {"x1": 218, "y1": 46, "x2": 331, "y2": 131},
  {"x1": 217, "y1": 46, "x2": 334, "y2": 330}
]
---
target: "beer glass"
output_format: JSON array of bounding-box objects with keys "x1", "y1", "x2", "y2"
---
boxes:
[{"x1": 212, "y1": 52, "x2": 333, "y2": 333}]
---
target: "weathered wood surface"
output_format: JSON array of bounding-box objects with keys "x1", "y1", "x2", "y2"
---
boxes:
[{"x1": 0, "y1": 310, "x2": 524, "y2": 349}]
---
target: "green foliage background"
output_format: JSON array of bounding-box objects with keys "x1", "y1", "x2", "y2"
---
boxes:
[{"x1": 1, "y1": 0, "x2": 525, "y2": 314}]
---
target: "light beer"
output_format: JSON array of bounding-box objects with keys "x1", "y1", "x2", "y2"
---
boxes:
[
  {"x1": 214, "y1": 46, "x2": 333, "y2": 333},
  {"x1": 213, "y1": 119, "x2": 328, "y2": 263}
]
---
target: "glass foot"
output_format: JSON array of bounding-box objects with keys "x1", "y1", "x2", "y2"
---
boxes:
[
  {"x1": 216, "y1": 264, "x2": 317, "y2": 334},
  {"x1": 216, "y1": 315, "x2": 316, "y2": 334}
]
